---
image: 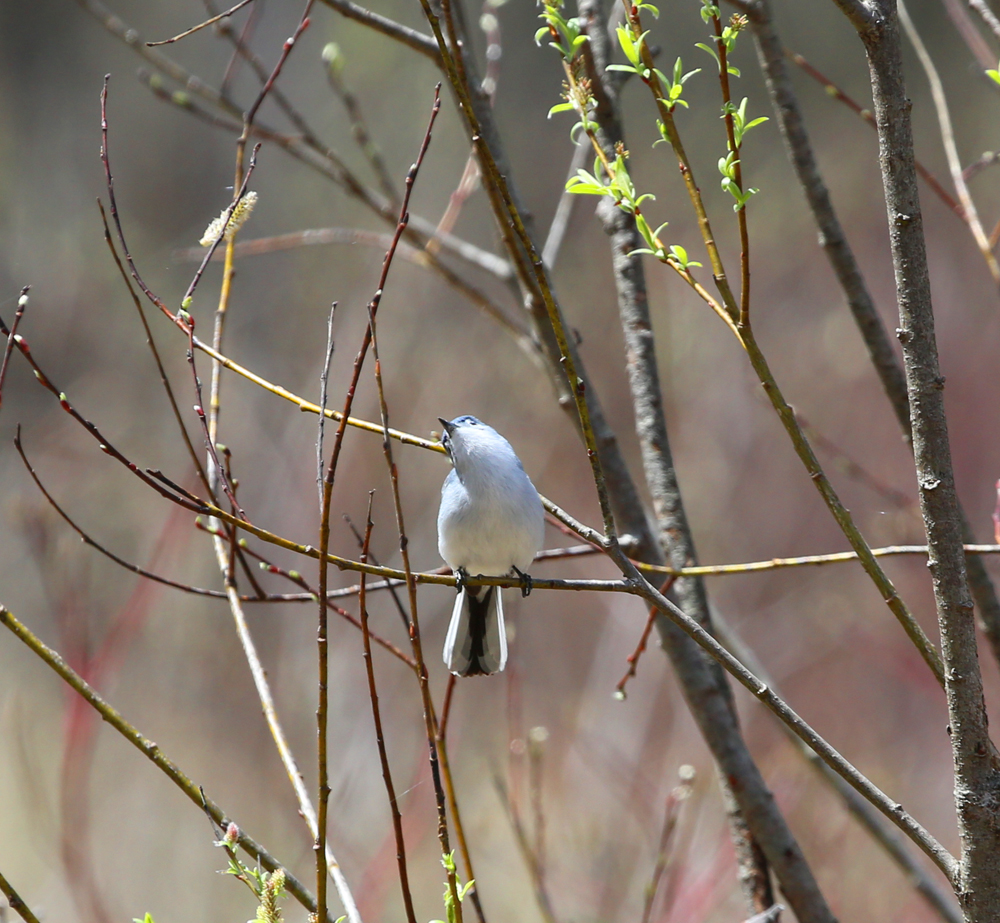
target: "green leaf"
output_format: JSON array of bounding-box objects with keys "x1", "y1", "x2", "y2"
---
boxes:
[
  {"x1": 727, "y1": 64, "x2": 741, "y2": 77},
  {"x1": 695, "y1": 42, "x2": 720, "y2": 68},
  {"x1": 459, "y1": 881, "x2": 476, "y2": 901},
  {"x1": 566, "y1": 183, "x2": 607, "y2": 195},
  {"x1": 534, "y1": 26, "x2": 550, "y2": 45},
  {"x1": 548, "y1": 101, "x2": 576, "y2": 117},
  {"x1": 988, "y1": 68, "x2": 1000, "y2": 85}
]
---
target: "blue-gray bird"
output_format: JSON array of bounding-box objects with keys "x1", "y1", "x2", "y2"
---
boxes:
[{"x1": 437, "y1": 416, "x2": 545, "y2": 676}]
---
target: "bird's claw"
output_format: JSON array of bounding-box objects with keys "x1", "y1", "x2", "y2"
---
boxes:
[
  {"x1": 513, "y1": 566, "x2": 533, "y2": 598},
  {"x1": 455, "y1": 567, "x2": 469, "y2": 593}
]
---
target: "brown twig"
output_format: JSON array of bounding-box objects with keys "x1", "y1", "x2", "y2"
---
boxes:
[
  {"x1": 493, "y1": 775, "x2": 558, "y2": 923},
  {"x1": 743, "y1": 0, "x2": 1000, "y2": 676},
  {"x1": 317, "y1": 0, "x2": 441, "y2": 62},
  {"x1": 439, "y1": 674, "x2": 458, "y2": 741},
  {"x1": 146, "y1": 0, "x2": 255, "y2": 45},
  {"x1": 343, "y1": 514, "x2": 411, "y2": 630},
  {"x1": 787, "y1": 49, "x2": 964, "y2": 218},
  {"x1": 614, "y1": 576, "x2": 676, "y2": 699},
  {"x1": 0, "y1": 286, "x2": 27, "y2": 415},
  {"x1": 364, "y1": 87, "x2": 464, "y2": 923},
  {"x1": 898, "y1": 0, "x2": 1000, "y2": 287},
  {"x1": 641, "y1": 771, "x2": 695, "y2": 923},
  {"x1": 323, "y1": 44, "x2": 400, "y2": 206},
  {"x1": 0, "y1": 868, "x2": 41, "y2": 923},
  {"x1": 358, "y1": 492, "x2": 419, "y2": 923}
]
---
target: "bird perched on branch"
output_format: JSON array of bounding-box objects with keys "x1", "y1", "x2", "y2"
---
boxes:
[{"x1": 437, "y1": 415, "x2": 545, "y2": 676}]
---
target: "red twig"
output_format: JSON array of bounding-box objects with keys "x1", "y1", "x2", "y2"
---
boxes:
[
  {"x1": 788, "y1": 51, "x2": 963, "y2": 219},
  {"x1": 0, "y1": 319, "x2": 203, "y2": 514},
  {"x1": 439, "y1": 674, "x2": 458, "y2": 740},
  {"x1": 615, "y1": 576, "x2": 677, "y2": 699}
]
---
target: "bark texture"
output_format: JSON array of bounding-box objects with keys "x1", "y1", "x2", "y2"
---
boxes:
[{"x1": 855, "y1": 2, "x2": 1000, "y2": 917}]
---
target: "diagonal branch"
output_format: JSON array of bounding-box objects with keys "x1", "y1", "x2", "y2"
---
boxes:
[
  {"x1": 0, "y1": 605, "x2": 342, "y2": 923},
  {"x1": 742, "y1": 0, "x2": 1000, "y2": 671},
  {"x1": 847, "y1": 0, "x2": 1000, "y2": 912}
]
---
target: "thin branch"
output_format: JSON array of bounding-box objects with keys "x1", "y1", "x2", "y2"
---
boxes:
[
  {"x1": 942, "y1": 0, "x2": 1000, "y2": 68},
  {"x1": 640, "y1": 775, "x2": 693, "y2": 923},
  {"x1": 542, "y1": 143, "x2": 589, "y2": 269},
  {"x1": 323, "y1": 44, "x2": 400, "y2": 206},
  {"x1": 317, "y1": 0, "x2": 441, "y2": 62},
  {"x1": 74, "y1": 0, "x2": 242, "y2": 117},
  {"x1": 0, "y1": 287, "x2": 28, "y2": 415},
  {"x1": 744, "y1": 0, "x2": 1000, "y2": 678},
  {"x1": 358, "y1": 493, "x2": 418, "y2": 923},
  {"x1": 970, "y1": 0, "x2": 1000, "y2": 42},
  {"x1": 98, "y1": 202, "x2": 213, "y2": 497},
  {"x1": 146, "y1": 0, "x2": 255, "y2": 45},
  {"x1": 364, "y1": 86, "x2": 464, "y2": 923},
  {"x1": 318, "y1": 305, "x2": 337, "y2": 516},
  {"x1": 850, "y1": 1, "x2": 1000, "y2": 909},
  {"x1": 787, "y1": 49, "x2": 964, "y2": 218},
  {"x1": 493, "y1": 776, "x2": 559, "y2": 923},
  {"x1": 0, "y1": 868, "x2": 41, "y2": 923},
  {"x1": 0, "y1": 605, "x2": 340, "y2": 923},
  {"x1": 637, "y1": 544, "x2": 1000, "y2": 576},
  {"x1": 615, "y1": 576, "x2": 675, "y2": 699},
  {"x1": 899, "y1": 0, "x2": 1000, "y2": 286},
  {"x1": 713, "y1": 617, "x2": 963, "y2": 923}
]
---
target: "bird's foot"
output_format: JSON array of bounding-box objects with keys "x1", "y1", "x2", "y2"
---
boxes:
[
  {"x1": 513, "y1": 566, "x2": 533, "y2": 598},
  {"x1": 455, "y1": 567, "x2": 469, "y2": 593}
]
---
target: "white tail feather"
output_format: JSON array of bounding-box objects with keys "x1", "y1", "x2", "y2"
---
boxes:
[{"x1": 443, "y1": 586, "x2": 507, "y2": 676}]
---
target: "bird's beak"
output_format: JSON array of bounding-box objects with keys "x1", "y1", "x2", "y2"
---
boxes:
[{"x1": 438, "y1": 417, "x2": 453, "y2": 433}]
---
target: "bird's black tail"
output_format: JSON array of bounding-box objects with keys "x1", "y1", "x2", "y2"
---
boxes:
[{"x1": 443, "y1": 585, "x2": 507, "y2": 676}]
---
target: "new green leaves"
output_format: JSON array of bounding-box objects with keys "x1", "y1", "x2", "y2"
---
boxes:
[
  {"x1": 718, "y1": 152, "x2": 758, "y2": 211},
  {"x1": 428, "y1": 852, "x2": 476, "y2": 923},
  {"x1": 723, "y1": 97, "x2": 768, "y2": 149},
  {"x1": 535, "y1": 0, "x2": 587, "y2": 63}
]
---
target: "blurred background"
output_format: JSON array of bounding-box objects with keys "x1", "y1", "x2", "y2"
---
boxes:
[{"x1": 1, "y1": 0, "x2": 999, "y2": 921}]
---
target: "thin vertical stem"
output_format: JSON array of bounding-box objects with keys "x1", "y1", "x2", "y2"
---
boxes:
[{"x1": 358, "y1": 494, "x2": 419, "y2": 923}]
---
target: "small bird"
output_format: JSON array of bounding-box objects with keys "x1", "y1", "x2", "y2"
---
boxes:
[{"x1": 437, "y1": 415, "x2": 545, "y2": 676}]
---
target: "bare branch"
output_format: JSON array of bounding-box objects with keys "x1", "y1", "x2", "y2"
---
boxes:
[
  {"x1": 146, "y1": 0, "x2": 254, "y2": 45},
  {"x1": 898, "y1": 1, "x2": 1000, "y2": 285},
  {"x1": 850, "y1": 0, "x2": 1000, "y2": 910},
  {"x1": 0, "y1": 605, "x2": 342, "y2": 923},
  {"x1": 317, "y1": 0, "x2": 441, "y2": 62},
  {"x1": 0, "y1": 868, "x2": 41, "y2": 923},
  {"x1": 970, "y1": 0, "x2": 1000, "y2": 42}
]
